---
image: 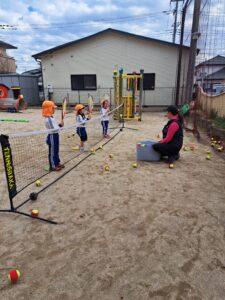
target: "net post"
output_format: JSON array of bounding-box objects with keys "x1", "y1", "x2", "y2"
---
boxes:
[
  {"x1": 139, "y1": 69, "x2": 144, "y2": 121},
  {"x1": 119, "y1": 68, "x2": 123, "y2": 122},
  {"x1": 0, "y1": 134, "x2": 17, "y2": 212}
]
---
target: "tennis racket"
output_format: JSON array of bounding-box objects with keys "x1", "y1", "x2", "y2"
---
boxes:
[{"x1": 61, "y1": 96, "x2": 68, "y2": 126}]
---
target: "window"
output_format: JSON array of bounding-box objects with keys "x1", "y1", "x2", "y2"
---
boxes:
[
  {"x1": 71, "y1": 74, "x2": 97, "y2": 90},
  {"x1": 127, "y1": 73, "x2": 155, "y2": 91},
  {"x1": 143, "y1": 73, "x2": 155, "y2": 90}
]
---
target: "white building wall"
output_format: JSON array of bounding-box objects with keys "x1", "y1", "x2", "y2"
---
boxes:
[{"x1": 41, "y1": 31, "x2": 189, "y2": 105}]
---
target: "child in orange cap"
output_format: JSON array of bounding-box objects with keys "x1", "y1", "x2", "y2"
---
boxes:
[
  {"x1": 75, "y1": 104, "x2": 90, "y2": 151},
  {"x1": 42, "y1": 100, "x2": 65, "y2": 171}
]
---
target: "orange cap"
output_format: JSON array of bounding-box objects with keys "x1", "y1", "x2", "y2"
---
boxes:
[
  {"x1": 75, "y1": 104, "x2": 85, "y2": 114},
  {"x1": 42, "y1": 100, "x2": 57, "y2": 117}
]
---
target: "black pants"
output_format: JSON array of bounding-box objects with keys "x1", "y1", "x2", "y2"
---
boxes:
[{"x1": 153, "y1": 142, "x2": 182, "y2": 158}]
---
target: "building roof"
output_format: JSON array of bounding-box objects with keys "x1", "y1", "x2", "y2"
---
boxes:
[
  {"x1": 22, "y1": 68, "x2": 41, "y2": 76},
  {"x1": 197, "y1": 55, "x2": 225, "y2": 67},
  {"x1": 206, "y1": 67, "x2": 225, "y2": 80},
  {"x1": 0, "y1": 41, "x2": 17, "y2": 49},
  {"x1": 32, "y1": 28, "x2": 189, "y2": 59}
]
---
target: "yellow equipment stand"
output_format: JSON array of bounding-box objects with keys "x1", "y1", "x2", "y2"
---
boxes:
[{"x1": 113, "y1": 69, "x2": 144, "y2": 121}]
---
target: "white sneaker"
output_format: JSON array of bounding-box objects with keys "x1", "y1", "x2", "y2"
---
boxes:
[{"x1": 80, "y1": 147, "x2": 88, "y2": 152}]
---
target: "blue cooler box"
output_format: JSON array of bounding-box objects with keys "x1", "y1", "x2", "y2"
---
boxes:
[{"x1": 136, "y1": 140, "x2": 160, "y2": 161}]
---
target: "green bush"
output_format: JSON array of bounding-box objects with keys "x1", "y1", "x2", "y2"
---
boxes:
[
  {"x1": 213, "y1": 116, "x2": 225, "y2": 129},
  {"x1": 210, "y1": 109, "x2": 218, "y2": 119}
]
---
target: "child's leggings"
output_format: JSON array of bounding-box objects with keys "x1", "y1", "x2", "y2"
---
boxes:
[{"x1": 101, "y1": 120, "x2": 109, "y2": 136}]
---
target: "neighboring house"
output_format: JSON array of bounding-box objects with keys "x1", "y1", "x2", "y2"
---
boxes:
[
  {"x1": 0, "y1": 41, "x2": 17, "y2": 73},
  {"x1": 32, "y1": 28, "x2": 190, "y2": 106},
  {"x1": 0, "y1": 74, "x2": 40, "y2": 106},
  {"x1": 195, "y1": 55, "x2": 225, "y2": 94}
]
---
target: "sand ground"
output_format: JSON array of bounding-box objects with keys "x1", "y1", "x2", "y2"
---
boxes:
[{"x1": 0, "y1": 109, "x2": 225, "y2": 300}]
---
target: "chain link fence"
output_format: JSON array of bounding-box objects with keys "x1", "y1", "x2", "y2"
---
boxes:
[{"x1": 44, "y1": 86, "x2": 177, "y2": 108}]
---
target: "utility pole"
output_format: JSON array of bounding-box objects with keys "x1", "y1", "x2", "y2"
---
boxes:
[
  {"x1": 175, "y1": 0, "x2": 192, "y2": 105},
  {"x1": 171, "y1": 0, "x2": 183, "y2": 43},
  {"x1": 185, "y1": 0, "x2": 201, "y2": 102}
]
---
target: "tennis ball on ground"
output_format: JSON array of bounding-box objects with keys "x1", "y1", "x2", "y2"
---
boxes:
[
  {"x1": 109, "y1": 153, "x2": 113, "y2": 159},
  {"x1": 206, "y1": 155, "x2": 211, "y2": 160},
  {"x1": 90, "y1": 148, "x2": 95, "y2": 154},
  {"x1": 31, "y1": 209, "x2": 39, "y2": 217},
  {"x1": 8, "y1": 269, "x2": 21, "y2": 283},
  {"x1": 132, "y1": 163, "x2": 138, "y2": 168},
  {"x1": 217, "y1": 147, "x2": 223, "y2": 152},
  {"x1": 99, "y1": 145, "x2": 103, "y2": 149},
  {"x1": 183, "y1": 146, "x2": 188, "y2": 151},
  {"x1": 35, "y1": 180, "x2": 42, "y2": 187},
  {"x1": 104, "y1": 165, "x2": 110, "y2": 171},
  {"x1": 44, "y1": 165, "x2": 50, "y2": 172},
  {"x1": 206, "y1": 149, "x2": 211, "y2": 154},
  {"x1": 169, "y1": 163, "x2": 174, "y2": 169}
]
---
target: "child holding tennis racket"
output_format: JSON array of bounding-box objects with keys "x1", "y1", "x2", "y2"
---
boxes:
[
  {"x1": 100, "y1": 99, "x2": 110, "y2": 138},
  {"x1": 75, "y1": 104, "x2": 90, "y2": 151},
  {"x1": 42, "y1": 100, "x2": 65, "y2": 171}
]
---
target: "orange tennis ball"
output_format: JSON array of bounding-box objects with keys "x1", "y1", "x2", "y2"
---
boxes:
[
  {"x1": 31, "y1": 209, "x2": 39, "y2": 217},
  {"x1": 8, "y1": 269, "x2": 21, "y2": 283}
]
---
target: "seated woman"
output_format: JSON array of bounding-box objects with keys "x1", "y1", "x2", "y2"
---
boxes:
[{"x1": 153, "y1": 105, "x2": 183, "y2": 163}]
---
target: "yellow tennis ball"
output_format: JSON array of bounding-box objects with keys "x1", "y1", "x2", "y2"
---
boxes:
[
  {"x1": 206, "y1": 155, "x2": 211, "y2": 160},
  {"x1": 90, "y1": 148, "x2": 96, "y2": 154},
  {"x1": 99, "y1": 145, "x2": 103, "y2": 149},
  {"x1": 35, "y1": 180, "x2": 42, "y2": 187},
  {"x1": 169, "y1": 163, "x2": 174, "y2": 169},
  {"x1": 132, "y1": 163, "x2": 138, "y2": 168},
  {"x1": 104, "y1": 165, "x2": 110, "y2": 171},
  {"x1": 109, "y1": 154, "x2": 113, "y2": 159}
]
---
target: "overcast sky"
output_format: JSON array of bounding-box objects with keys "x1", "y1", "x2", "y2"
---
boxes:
[
  {"x1": 0, "y1": 0, "x2": 183, "y2": 73},
  {"x1": 2, "y1": 0, "x2": 224, "y2": 74}
]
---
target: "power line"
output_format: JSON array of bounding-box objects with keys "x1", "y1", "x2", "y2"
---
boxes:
[{"x1": 0, "y1": 10, "x2": 173, "y2": 30}]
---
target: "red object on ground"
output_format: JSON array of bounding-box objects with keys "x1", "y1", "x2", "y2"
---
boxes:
[
  {"x1": 8, "y1": 269, "x2": 20, "y2": 283},
  {"x1": 31, "y1": 209, "x2": 39, "y2": 217}
]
